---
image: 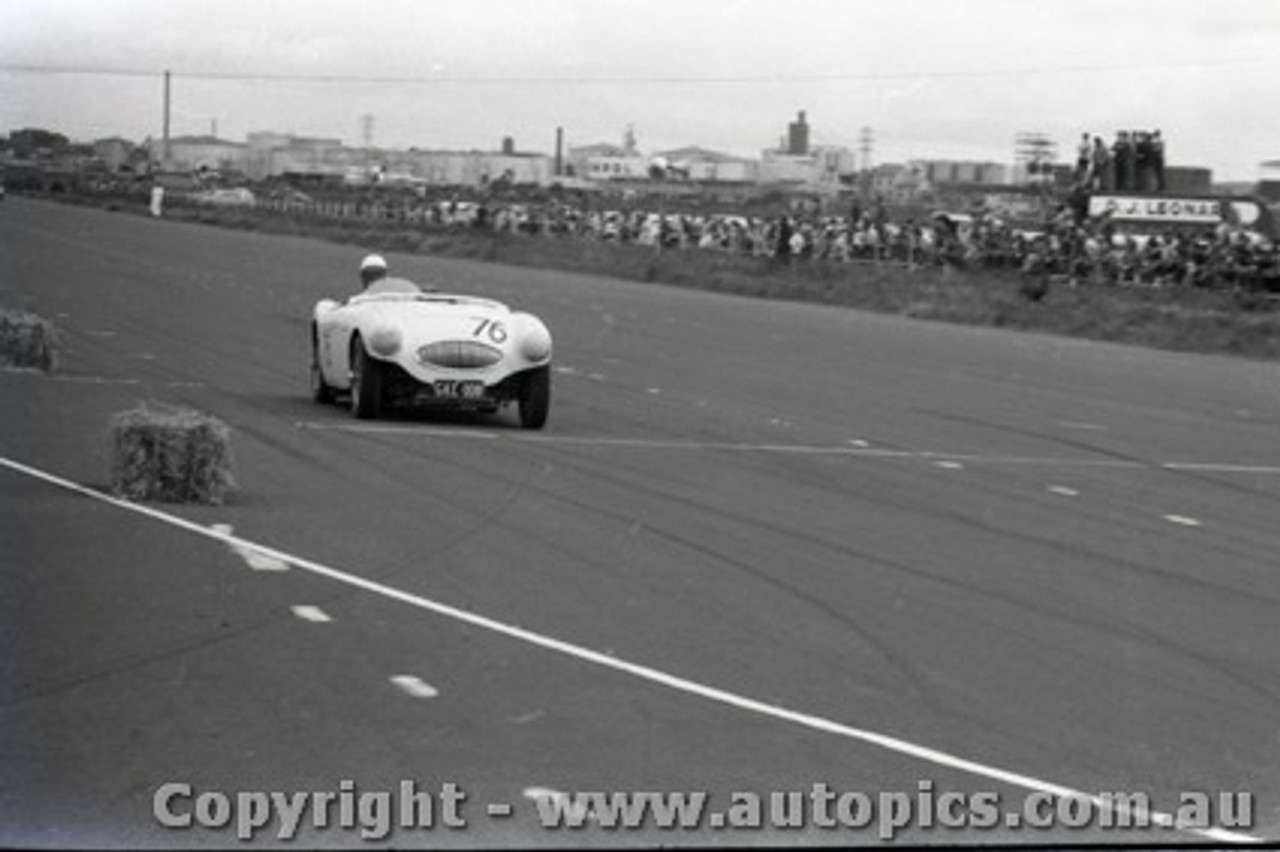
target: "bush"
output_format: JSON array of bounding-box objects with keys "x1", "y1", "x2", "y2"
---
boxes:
[
  {"x1": 110, "y1": 403, "x2": 236, "y2": 504},
  {"x1": 0, "y1": 309, "x2": 59, "y2": 372}
]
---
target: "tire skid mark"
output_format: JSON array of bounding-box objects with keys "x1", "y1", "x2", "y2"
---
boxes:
[
  {"x1": 525, "y1": 446, "x2": 1280, "y2": 710},
  {"x1": 0, "y1": 454, "x2": 1256, "y2": 844}
]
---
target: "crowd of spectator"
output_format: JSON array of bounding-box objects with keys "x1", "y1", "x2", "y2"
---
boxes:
[
  {"x1": 1077, "y1": 129, "x2": 1166, "y2": 193},
  {"x1": 63, "y1": 169, "x2": 1280, "y2": 295},
  {"x1": 402, "y1": 194, "x2": 1279, "y2": 293}
]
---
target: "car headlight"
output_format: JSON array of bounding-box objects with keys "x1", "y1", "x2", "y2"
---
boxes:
[
  {"x1": 518, "y1": 318, "x2": 553, "y2": 362},
  {"x1": 366, "y1": 325, "x2": 402, "y2": 357}
]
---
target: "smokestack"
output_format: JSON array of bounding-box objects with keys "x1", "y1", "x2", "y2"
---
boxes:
[
  {"x1": 555, "y1": 127, "x2": 564, "y2": 176},
  {"x1": 788, "y1": 109, "x2": 809, "y2": 156}
]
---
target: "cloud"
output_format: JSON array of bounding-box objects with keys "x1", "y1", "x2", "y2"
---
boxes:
[{"x1": 3, "y1": 0, "x2": 1278, "y2": 178}]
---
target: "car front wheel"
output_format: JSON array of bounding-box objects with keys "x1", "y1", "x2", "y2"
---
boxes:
[
  {"x1": 349, "y1": 337, "x2": 385, "y2": 420},
  {"x1": 518, "y1": 366, "x2": 551, "y2": 430},
  {"x1": 311, "y1": 332, "x2": 335, "y2": 405}
]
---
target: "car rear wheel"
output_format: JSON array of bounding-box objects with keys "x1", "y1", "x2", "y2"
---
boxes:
[
  {"x1": 350, "y1": 337, "x2": 385, "y2": 420},
  {"x1": 310, "y1": 332, "x2": 335, "y2": 404},
  {"x1": 518, "y1": 366, "x2": 551, "y2": 430}
]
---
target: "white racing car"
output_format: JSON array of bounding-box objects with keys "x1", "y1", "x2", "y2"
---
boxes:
[{"x1": 310, "y1": 278, "x2": 552, "y2": 428}]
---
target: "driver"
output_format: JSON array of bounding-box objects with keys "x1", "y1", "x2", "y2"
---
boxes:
[
  {"x1": 358, "y1": 253, "x2": 389, "y2": 289},
  {"x1": 356, "y1": 254, "x2": 422, "y2": 295}
]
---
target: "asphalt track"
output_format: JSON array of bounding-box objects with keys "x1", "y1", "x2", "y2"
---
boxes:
[{"x1": 2, "y1": 195, "x2": 1279, "y2": 847}]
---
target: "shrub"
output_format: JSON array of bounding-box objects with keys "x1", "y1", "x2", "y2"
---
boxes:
[{"x1": 110, "y1": 403, "x2": 235, "y2": 504}]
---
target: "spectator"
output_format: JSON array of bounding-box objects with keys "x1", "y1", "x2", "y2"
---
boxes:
[
  {"x1": 774, "y1": 215, "x2": 793, "y2": 258},
  {"x1": 1112, "y1": 131, "x2": 1133, "y2": 192},
  {"x1": 1076, "y1": 133, "x2": 1092, "y2": 184},
  {"x1": 1134, "y1": 131, "x2": 1153, "y2": 193},
  {"x1": 1091, "y1": 136, "x2": 1112, "y2": 191}
]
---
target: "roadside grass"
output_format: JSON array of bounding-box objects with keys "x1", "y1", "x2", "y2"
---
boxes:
[{"x1": 46, "y1": 193, "x2": 1280, "y2": 360}]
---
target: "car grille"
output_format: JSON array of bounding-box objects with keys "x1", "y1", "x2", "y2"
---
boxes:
[{"x1": 417, "y1": 340, "x2": 503, "y2": 369}]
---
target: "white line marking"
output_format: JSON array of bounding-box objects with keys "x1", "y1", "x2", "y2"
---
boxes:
[
  {"x1": 587, "y1": 372, "x2": 605, "y2": 381},
  {"x1": 292, "y1": 424, "x2": 1280, "y2": 476},
  {"x1": 848, "y1": 439, "x2": 871, "y2": 448},
  {"x1": 0, "y1": 454, "x2": 1257, "y2": 844},
  {"x1": 390, "y1": 675, "x2": 439, "y2": 699},
  {"x1": 646, "y1": 387, "x2": 661, "y2": 395},
  {"x1": 1163, "y1": 462, "x2": 1280, "y2": 474},
  {"x1": 1056, "y1": 421, "x2": 1108, "y2": 431},
  {"x1": 1047, "y1": 486, "x2": 1080, "y2": 497},
  {"x1": 291, "y1": 605, "x2": 332, "y2": 623},
  {"x1": 296, "y1": 422, "x2": 500, "y2": 440},
  {"x1": 934, "y1": 460, "x2": 965, "y2": 470},
  {"x1": 510, "y1": 436, "x2": 914, "y2": 456},
  {"x1": 35, "y1": 375, "x2": 206, "y2": 388},
  {"x1": 42, "y1": 375, "x2": 141, "y2": 386},
  {"x1": 211, "y1": 524, "x2": 290, "y2": 571},
  {"x1": 510, "y1": 709, "x2": 545, "y2": 724},
  {"x1": 1163, "y1": 514, "x2": 1202, "y2": 528}
]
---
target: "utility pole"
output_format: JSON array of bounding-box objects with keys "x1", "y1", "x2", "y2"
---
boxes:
[
  {"x1": 1014, "y1": 131, "x2": 1059, "y2": 218},
  {"x1": 858, "y1": 126, "x2": 874, "y2": 193},
  {"x1": 1014, "y1": 131, "x2": 1057, "y2": 184},
  {"x1": 162, "y1": 69, "x2": 171, "y2": 171},
  {"x1": 361, "y1": 113, "x2": 375, "y2": 183},
  {"x1": 858, "y1": 126, "x2": 873, "y2": 172}
]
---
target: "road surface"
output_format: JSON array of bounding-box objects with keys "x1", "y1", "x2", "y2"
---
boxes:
[{"x1": 2, "y1": 196, "x2": 1278, "y2": 847}]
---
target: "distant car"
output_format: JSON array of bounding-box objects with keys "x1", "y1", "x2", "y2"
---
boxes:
[{"x1": 310, "y1": 278, "x2": 552, "y2": 428}]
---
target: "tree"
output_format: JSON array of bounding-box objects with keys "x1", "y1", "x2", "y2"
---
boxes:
[{"x1": 9, "y1": 128, "x2": 71, "y2": 159}]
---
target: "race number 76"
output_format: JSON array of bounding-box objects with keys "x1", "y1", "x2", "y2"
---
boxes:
[{"x1": 472, "y1": 317, "x2": 508, "y2": 343}]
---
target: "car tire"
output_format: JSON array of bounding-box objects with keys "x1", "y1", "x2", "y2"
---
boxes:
[
  {"x1": 310, "y1": 331, "x2": 335, "y2": 404},
  {"x1": 350, "y1": 336, "x2": 385, "y2": 420},
  {"x1": 518, "y1": 366, "x2": 551, "y2": 430}
]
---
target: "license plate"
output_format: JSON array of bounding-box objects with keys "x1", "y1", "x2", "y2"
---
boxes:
[{"x1": 433, "y1": 380, "x2": 485, "y2": 400}]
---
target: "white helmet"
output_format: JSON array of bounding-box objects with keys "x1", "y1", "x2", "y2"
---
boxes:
[{"x1": 359, "y1": 253, "x2": 387, "y2": 273}]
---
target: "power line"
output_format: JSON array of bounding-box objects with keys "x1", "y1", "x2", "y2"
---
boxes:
[{"x1": 0, "y1": 55, "x2": 1275, "y2": 86}]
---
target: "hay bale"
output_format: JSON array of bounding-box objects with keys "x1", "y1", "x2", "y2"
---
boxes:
[
  {"x1": 0, "y1": 309, "x2": 59, "y2": 372},
  {"x1": 110, "y1": 403, "x2": 236, "y2": 504}
]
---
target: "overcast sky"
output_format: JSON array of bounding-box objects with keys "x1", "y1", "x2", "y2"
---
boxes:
[{"x1": 2, "y1": 0, "x2": 1278, "y2": 180}]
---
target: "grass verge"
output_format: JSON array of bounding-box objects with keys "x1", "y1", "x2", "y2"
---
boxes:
[{"x1": 40, "y1": 192, "x2": 1280, "y2": 360}]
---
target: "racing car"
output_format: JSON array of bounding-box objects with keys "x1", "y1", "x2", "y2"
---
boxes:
[{"x1": 310, "y1": 278, "x2": 552, "y2": 428}]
